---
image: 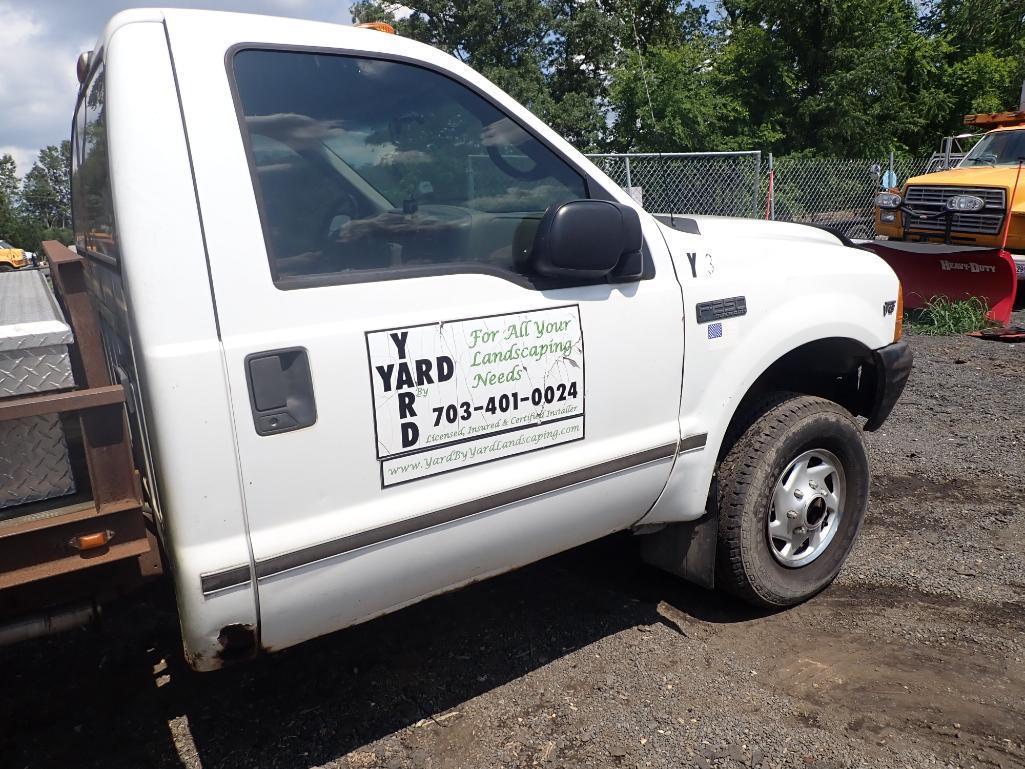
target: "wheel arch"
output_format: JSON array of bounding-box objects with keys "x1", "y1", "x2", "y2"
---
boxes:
[
  {"x1": 719, "y1": 336, "x2": 878, "y2": 460},
  {"x1": 637, "y1": 335, "x2": 883, "y2": 585},
  {"x1": 644, "y1": 332, "x2": 884, "y2": 528},
  {"x1": 639, "y1": 338, "x2": 877, "y2": 594}
]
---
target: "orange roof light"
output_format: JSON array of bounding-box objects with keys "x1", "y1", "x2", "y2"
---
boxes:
[
  {"x1": 964, "y1": 111, "x2": 1025, "y2": 129},
  {"x1": 356, "y1": 21, "x2": 396, "y2": 34}
]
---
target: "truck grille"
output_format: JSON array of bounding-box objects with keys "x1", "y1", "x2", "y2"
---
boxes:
[{"x1": 903, "y1": 186, "x2": 1006, "y2": 235}]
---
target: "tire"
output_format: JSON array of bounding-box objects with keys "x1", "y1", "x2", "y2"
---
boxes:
[
  {"x1": 716, "y1": 393, "x2": 869, "y2": 608},
  {"x1": 0, "y1": 264, "x2": 13, "y2": 272}
]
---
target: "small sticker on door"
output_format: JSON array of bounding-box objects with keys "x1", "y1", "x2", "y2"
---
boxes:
[{"x1": 365, "y1": 305, "x2": 585, "y2": 487}]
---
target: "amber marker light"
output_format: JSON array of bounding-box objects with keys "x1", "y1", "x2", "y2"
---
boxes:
[
  {"x1": 894, "y1": 282, "x2": 904, "y2": 342},
  {"x1": 69, "y1": 530, "x2": 114, "y2": 552},
  {"x1": 356, "y1": 21, "x2": 396, "y2": 34}
]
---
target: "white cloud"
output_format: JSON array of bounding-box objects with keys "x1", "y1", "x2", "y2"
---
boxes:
[
  {"x1": 0, "y1": 0, "x2": 373, "y2": 178},
  {"x1": 391, "y1": 4, "x2": 414, "y2": 20},
  {"x1": 0, "y1": 146, "x2": 38, "y2": 176},
  {"x1": 0, "y1": 2, "x2": 87, "y2": 174},
  {"x1": 0, "y1": 3, "x2": 42, "y2": 44}
]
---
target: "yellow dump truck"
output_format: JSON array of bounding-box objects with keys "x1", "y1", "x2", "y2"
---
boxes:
[
  {"x1": 0, "y1": 239, "x2": 31, "y2": 271},
  {"x1": 874, "y1": 111, "x2": 1025, "y2": 281}
]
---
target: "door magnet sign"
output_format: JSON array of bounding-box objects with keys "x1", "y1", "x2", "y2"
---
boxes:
[{"x1": 365, "y1": 305, "x2": 585, "y2": 486}]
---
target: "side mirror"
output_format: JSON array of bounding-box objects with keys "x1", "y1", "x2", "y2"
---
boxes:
[{"x1": 530, "y1": 200, "x2": 643, "y2": 280}]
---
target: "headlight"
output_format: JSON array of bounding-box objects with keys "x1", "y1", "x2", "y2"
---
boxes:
[
  {"x1": 880, "y1": 211, "x2": 896, "y2": 223},
  {"x1": 945, "y1": 194, "x2": 985, "y2": 212},
  {"x1": 876, "y1": 192, "x2": 902, "y2": 209}
]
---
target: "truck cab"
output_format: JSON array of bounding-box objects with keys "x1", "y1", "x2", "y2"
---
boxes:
[
  {"x1": 0, "y1": 8, "x2": 909, "y2": 670},
  {"x1": 875, "y1": 113, "x2": 1025, "y2": 280}
]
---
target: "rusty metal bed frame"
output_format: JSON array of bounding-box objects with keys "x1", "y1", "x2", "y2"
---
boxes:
[{"x1": 0, "y1": 241, "x2": 160, "y2": 621}]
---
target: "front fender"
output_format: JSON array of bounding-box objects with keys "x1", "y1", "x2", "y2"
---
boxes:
[{"x1": 639, "y1": 219, "x2": 899, "y2": 526}]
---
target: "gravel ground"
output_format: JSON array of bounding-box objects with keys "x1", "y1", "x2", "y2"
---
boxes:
[{"x1": 3, "y1": 316, "x2": 1025, "y2": 769}]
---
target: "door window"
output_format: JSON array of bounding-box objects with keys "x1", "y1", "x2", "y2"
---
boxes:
[
  {"x1": 231, "y1": 49, "x2": 588, "y2": 287},
  {"x1": 71, "y1": 65, "x2": 119, "y2": 262}
]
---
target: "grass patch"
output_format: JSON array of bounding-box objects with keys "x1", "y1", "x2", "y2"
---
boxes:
[{"x1": 905, "y1": 296, "x2": 994, "y2": 336}]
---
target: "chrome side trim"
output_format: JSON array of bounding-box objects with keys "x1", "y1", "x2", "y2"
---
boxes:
[
  {"x1": 199, "y1": 564, "x2": 252, "y2": 595},
  {"x1": 679, "y1": 433, "x2": 708, "y2": 453}
]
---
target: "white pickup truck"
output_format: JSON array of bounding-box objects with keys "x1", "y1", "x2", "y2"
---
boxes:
[{"x1": 0, "y1": 8, "x2": 911, "y2": 670}]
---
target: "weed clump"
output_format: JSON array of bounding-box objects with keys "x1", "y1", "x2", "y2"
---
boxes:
[{"x1": 905, "y1": 296, "x2": 993, "y2": 336}]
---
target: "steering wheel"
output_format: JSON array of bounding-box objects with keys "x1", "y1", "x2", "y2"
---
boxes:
[{"x1": 486, "y1": 145, "x2": 548, "y2": 182}]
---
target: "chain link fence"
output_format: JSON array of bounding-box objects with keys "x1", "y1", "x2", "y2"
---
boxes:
[
  {"x1": 765, "y1": 155, "x2": 933, "y2": 238},
  {"x1": 585, "y1": 152, "x2": 762, "y2": 217},
  {"x1": 586, "y1": 151, "x2": 934, "y2": 238}
]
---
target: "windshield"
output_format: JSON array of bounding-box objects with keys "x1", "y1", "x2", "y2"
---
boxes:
[
  {"x1": 0, "y1": 240, "x2": 13, "y2": 249},
  {"x1": 960, "y1": 129, "x2": 1025, "y2": 167}
]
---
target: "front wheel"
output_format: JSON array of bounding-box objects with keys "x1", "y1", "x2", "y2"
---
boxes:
[{"x1": 716, "y1": 393, "x2": 869, "y2": 607}]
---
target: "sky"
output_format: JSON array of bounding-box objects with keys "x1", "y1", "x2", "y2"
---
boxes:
[{"x1": 0, "y1": 0, "x2": 387, "y2": 176}]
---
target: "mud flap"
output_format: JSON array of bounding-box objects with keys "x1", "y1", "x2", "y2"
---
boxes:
[
  {"x1": 864, "y1": 341, "x2": 914, "y2": 432},
  {"x1": 859, "y1": 241, "x2": 1019, "y2": 325},
  {"x1": 638, "y1": 510, "x2": 718, "y2": 590}
]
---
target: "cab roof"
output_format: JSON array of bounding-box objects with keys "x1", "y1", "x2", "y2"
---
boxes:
[{"x1": 94, "y1": 7, "x2": 409, "y2": 56}]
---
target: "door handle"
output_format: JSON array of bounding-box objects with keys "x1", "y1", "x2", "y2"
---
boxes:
[{"x1": 245, "y1": 348, "x2": 317, "y2": 436}]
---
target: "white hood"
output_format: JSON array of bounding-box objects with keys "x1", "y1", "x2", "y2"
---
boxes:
[{"x1": 676, "y1": 215, "x2": 847, "y2": 248}]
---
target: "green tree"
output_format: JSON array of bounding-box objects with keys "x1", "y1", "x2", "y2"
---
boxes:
[
  {"x1": 0, "y1": 154, "x2": 17, "y2": 206},
  {"x1": 0, "y1": 154, "x2": 19, "y2": 243},
  {"x1": 609, "y1": 38, "x2": 749, "y2": 152},
  {"x1": 350, "y1": 0, "x2": 404, "y2": 24},
  {"x1": 21, "y1": 141, "x2": 72, "y2": 231},
  {"x1": 352, "y1": 1, "x2": 714, "y2": 150},
  {"x1": 924, "y1": 0, "x2": 1025, "y2": 56},
  {"x1": 948, "y1": 51, "x2": 1023, "y2": 116},
  {"x1": 357, "y1": 0, "x2": 1025, "y2": 157},
  {"x1": 922, "y1": 0, "x2": 1025, "y2": 132},
  {"x1": 388, "y1": 0, "x2": 553, "y2": 109},
  {"x1": 711, "y1": 0, "x2": 954, "y2": 155},
  {"x1": 543, "y1": 0, "x2": 621, "y2": 147}
]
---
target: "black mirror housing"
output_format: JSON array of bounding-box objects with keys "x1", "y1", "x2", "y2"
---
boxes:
[{"x1": 530, "y1": 200, "x2": 644, "y2": 280}]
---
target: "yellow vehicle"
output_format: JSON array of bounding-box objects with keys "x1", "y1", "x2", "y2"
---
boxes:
[
  {"x1": 874, "y1": 111, "x2": 1025, "y2": 280},
  {"x1": 0, "y1": 239, "x2": 31, "y2": 271}
]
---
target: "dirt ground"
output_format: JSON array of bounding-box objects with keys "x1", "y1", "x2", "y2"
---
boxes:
[{"x1": 3, "y1": 317, "x2": 1025, "y2": 769}]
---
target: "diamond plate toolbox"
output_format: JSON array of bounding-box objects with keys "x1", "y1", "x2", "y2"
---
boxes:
[{"x1": 0, "y1": 269, "x2": 77, "y2": 509}]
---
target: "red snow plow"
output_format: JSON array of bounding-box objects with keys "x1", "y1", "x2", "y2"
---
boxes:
[
  {"x1": 867, "y1": 108, "x2": 1025, "y2": 324},
  {"x1": 859, "y1": 241, "x2": 1019, "y2": 324}
]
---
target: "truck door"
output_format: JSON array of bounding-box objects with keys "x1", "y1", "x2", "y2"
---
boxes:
[{"x1": 175, "y1": 38, "x2": 684, "y2": 651}]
